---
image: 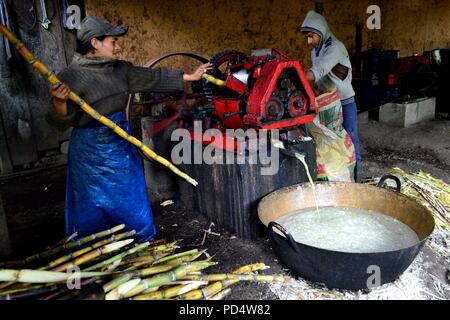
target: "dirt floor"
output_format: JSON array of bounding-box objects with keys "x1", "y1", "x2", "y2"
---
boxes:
[
  {"x1": 359, "y1": 119, "x2": 450, "y2": 184},
  {"x1": 0, "y1": 119, "x2": 449, "y2": 300}
]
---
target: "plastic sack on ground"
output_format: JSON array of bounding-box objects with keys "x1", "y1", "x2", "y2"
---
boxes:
[{"x1": 306, "y1": 87, "x2": 356, "y2": 182}]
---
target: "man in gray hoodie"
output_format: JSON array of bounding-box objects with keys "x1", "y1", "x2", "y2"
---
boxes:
[{"x1": 300, "y1": 10, "x2": 362, "y2": 182}]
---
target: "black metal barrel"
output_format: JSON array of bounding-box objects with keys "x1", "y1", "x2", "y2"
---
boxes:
[{"x1": 258, "y1": 176, "x2": 435, "y2": 290}]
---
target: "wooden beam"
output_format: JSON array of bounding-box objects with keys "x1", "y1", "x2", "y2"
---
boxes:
[
  {"x1": 0, "y1": 111, "x2": 12, "y2": 175},
  {"x1": 0, "y1": 193, "x2": 12, "y2": 260}
]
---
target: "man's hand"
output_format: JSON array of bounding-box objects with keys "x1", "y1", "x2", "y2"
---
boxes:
[
  {"x1": 183, "y1": 63, "x2": 213, "y2": 81},
  {"x1": 306, "y1": 70, "x2": 315, "y2": 82}
]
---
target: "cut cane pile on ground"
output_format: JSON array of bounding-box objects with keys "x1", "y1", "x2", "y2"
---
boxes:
[
  {"x1": 0, "y1": 168, "x2": 448, "y2": 300},
  {"x1": 0, "y1": 224, "x2": 291, "y2": 300}
]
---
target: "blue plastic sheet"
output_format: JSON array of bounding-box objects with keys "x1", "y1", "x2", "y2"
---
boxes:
[{"x1": 65, "y1": 111, "x2": 156, "y2": 241}]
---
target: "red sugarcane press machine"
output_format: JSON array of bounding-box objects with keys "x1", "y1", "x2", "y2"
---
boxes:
[
  {"x1": 141, "y1": 49, "x2": 318, "y2": 239},
  {"x1": 183, "y1": 48, "x2": 318, "y2": 148}
]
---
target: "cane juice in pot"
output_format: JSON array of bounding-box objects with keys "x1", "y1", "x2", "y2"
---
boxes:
[{"x1": 275, "y1": 206, "x2": 420, "y2": 253}]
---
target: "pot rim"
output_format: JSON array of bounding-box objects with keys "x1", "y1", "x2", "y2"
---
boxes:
[{"x1": 259, "y1": 181, "x2": 436, "y2": 253}]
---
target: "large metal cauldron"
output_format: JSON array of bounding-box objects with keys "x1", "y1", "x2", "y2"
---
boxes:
[{"x1": 257, "y1": 176, "x2": 435, "y2": 290}]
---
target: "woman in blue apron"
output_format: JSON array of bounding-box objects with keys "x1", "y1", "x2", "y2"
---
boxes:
[{"x1": 47, "y1": 16, "x2": 211, "y2": 241}]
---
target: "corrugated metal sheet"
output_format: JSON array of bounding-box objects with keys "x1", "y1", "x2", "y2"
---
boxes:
[{"x1": 179, "y1": 140, "x2": 317, "y2": 239}]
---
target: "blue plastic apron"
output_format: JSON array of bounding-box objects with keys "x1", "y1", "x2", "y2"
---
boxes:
[{"x1": 65, "y1": 111, "x2": 156, "y2": 241}]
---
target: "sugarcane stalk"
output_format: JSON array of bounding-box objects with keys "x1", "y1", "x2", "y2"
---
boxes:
[
  {"x1": 108, "y1": 279, "x2": 142, "y2": 300},
  {"x1": 202, "y1": 74, "x2": 225, "y2": 86},
  {"x1": 139, "y1": 248, "x2": 202, "y2": 267},
  {"x1": 0, "y1": 284, "x2": 45, "y2": 296},
  {"x1": 0, "y1": 284, "x2": 61, "y2": 300},
  {"x1": 105, "y1": 261, "x2": 216, "y2": 300},
  {"x1": 118, "y1": 239, "x2": 165, "y2": 262},
  {"x1": 136, "y1": 256, "x2": 204, "y2": 279},
  {"x1": 51, "y1": 239, "x2": 134, "y2": 272},
  {"x1": 123, "y1": 248, "x2": 198, "y2": 270},
  {"x1": 177, "y1": 263, "x2": 267, "y2": 300},
  {"x1": 147, "y1": 241, "x2": 179, "y2": 252},
  {"x1": 152, "y1": 249, "x2": 199, "y2": 265},
  {"x1": 100, "y1": 259, "x2": 122, "y2": 272},
  {"x1": 0, "y1": 282, "x2": 44, "y2": 295},
  {"x1": 0, "y1": 225, "x2": 128, "y2": 291},
  {"x1": 134, "y1": 241, "x2": 179, "y2": 256},
  {"x1": 17, "y1": 232, "x2": 80, "y2": 268},
  {"x1": 119, "y1": 251, "x2": 173, "y2": 271},
  {"x1": 146, "y1": 239, "x2": 165, "y2": 247},
  {"x1": 209, "y1": 287, "x2": 232, "y2": 300},
  {"x1": 22, "y1": 224, "x2": 126, "y2": 267},
  {"x1": 388, "y1": 167, "x2": 450, "y2": 199},
  {"x1": 121, "y1": 241, "x2": 179, "y2": 264},
  {"x1": 132, "y1": 281, "x2": 208, "y2": 300},
  {"x1": 178, "y1": 281, "x2": 225, "y2": 300},
  {"x1": 42, "y1": 231, "x2": 136, "y2": 270},
  {"x1": 411, "y1": 183, "x2": 448, "y2": 222},
  {"x1": 40, "y1": 277, "x2": 97, "y2": 300},
  {"x1": 0, "y1": 227, "x2": 120, "y2": 270},
  {"x1": 384, "y1": 167, "x2": 450, "y2": 229},
  {"x1": 0, "y1": 23, "x2": 198, "y2": 187},
  {"x1": 54, "y1": 232, "x2": 79, "y2": 246},
  {"x1": 125, "y1": 240, "x2": 178, "y2": 254},
  {"x1": 83, "y1": 241, "x2": 149, "y2": 272},
  {"x1": 0, "y1": 23, "x2": 198, "y2": 186},
  {"x1": 102, "y1": 273, "x2": 138, "y2": 294},
  {"x1": 120, "y1": 262, "x2": 214, "y2": 300},
  {"x1": 182, "y1": 274, "x2": 288, "y2": 282},
  {"x1": 139, "y1": 285, "x2": 160, "y2": 294},
  {"x1": 119, "y1": 252, "x2": 173, "y2": 271},
  {"x1": 0, "y1": 280, "x2": 62, "y2": 297},
  {"x1": 0, "y1": 269, "x2": 108, "y2": 283},
  {"x1": 129, "y1": 240, "x2": 178, "y2": 255},
  {"x1": 39, "y1": 286, "x2": 73, "y2": 300},
  {"x1": 228, "y1": 263, "x2": 267, "y2": 274},
  {"x1": 176, "y1": 281, "x2": 228, "y2": 300},
  {"x1": 103, "y1": 250, "x2": 205, "y2": 293},
  {"x1": 141, "y1": 250, "x2": 206, "y2": 275}
]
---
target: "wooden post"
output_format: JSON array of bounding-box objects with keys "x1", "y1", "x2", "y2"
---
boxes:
[{"x1": 0, "y1": 193, "x2": 12, "y2": 260}]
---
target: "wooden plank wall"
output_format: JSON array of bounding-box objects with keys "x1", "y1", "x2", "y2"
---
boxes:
[{"x1": 0, "y1": 0, "x2": 80, "y2": 175}]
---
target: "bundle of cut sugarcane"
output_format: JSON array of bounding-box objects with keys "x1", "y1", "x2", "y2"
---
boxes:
[
  {"x1": 93, "y1": 233, "x2": 290, "y2": 300},
  {"x1": 0, "y1": 224, "x2": 158, "y2": 299},
  {"x1": 104, "y1": 260, "x2": 290, "y2": 300},
  {"x1": 364, "y1": 168, "x2": 450, "y2": 229},
  {"x1": 0, "y1": 224, "x2": 289, "y2": 300}
]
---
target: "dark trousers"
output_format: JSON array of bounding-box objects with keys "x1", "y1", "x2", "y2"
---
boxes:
[{"x1": 342, "y1": 100, "x2": 362, "y2": 164}]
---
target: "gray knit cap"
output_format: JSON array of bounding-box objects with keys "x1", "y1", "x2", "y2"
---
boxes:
[{"x1": 77, "y1": 16, "x2": 128, "y2": 43}]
